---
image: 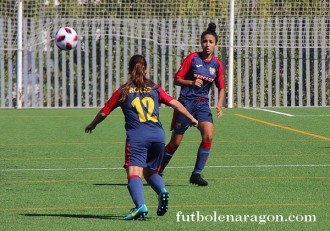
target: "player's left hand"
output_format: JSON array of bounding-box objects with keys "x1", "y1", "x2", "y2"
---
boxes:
[{"x1": 216, "y1": 106, "x2": 223, "y2": 118}]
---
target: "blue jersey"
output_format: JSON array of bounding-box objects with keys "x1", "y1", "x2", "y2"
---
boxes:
[
  {"x1": 101, "y1": 82, "x2": 174, "y2": 143},
  {"x1": 176, "y1": 52, "x2": 225, "y2": 101}
]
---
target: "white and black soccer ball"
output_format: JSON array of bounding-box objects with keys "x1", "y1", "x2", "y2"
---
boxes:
[{"x1": 55, "y1": 27, "x2": 78, "y2": 51}]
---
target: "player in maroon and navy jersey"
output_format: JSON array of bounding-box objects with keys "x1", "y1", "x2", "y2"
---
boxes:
[
  {"x1": 85, "y1": 55, "x2": 198, "y2": 220},
  {"x1": 159, "y1": 22, "x2": 225, "y2": 186}
]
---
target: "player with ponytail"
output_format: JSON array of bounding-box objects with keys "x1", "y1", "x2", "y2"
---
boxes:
[{"x1": 85, "y1": 54, "x2": 198, "y2": 220}]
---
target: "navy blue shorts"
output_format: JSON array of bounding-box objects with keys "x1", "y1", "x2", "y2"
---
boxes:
[
  {"x1": 124, "y1": 141, "x2": 165, "y2": 171},
  {"x1": 171, "y1": 98, "x2": 213, "y2": 134}
]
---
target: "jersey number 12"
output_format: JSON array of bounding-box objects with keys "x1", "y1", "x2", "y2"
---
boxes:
[{"x1": 131, "y1": 97, "x2": 158, "y2": 123}]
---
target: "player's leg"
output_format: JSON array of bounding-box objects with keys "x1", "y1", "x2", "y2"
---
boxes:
[
  {"x1": 144, "y1": 142, "x2": 169, "y2": 216},
  {"x1": 190, "y1": 100, "x2": 214, "y2": 186},
  {"x1": 144, "y1": 168, "x2": 170, "y2": 216},
  {"x1": 124, "y1": 166, "x2": 148, "y2": 220},
  {"x1": 159, "y1": 109, "x2": 189, "y2": 175},
  {"x1": 190, "y1": 121, "x2": 214, "y2": 186},
  {"x1": 124, "y1": 143, "x2": 148, "y2": 220},
  {"x1": 126, "y1": 166, "x2": 145, "y2": 208},
  {"x1": 158, "y1": 132, "x2": 184, "y2": 175}
]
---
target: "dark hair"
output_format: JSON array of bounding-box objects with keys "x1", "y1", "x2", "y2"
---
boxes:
[
  {"x1": 119, "y1": 54, "x2": 152, "y2": 102},
  {"x1": 200, "y1": 22, "x2": 218, "y2": 43}
]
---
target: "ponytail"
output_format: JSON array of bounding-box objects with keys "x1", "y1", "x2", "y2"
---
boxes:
[{"x1": 119, "y1": 55, "x2": 152, "y2": 102}]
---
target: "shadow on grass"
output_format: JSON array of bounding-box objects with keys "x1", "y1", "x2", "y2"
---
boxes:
[
  {"x1": 21, "y1": 213, "x2": 150, "y2": 221},
  {"x1": 165, "y1": 184, "x2": 190, "y2": 187},
  {"x1": 93, "y1": 183, "x2": 189, "y2": 187},
  {"x1": 93, "y1": 183, "x2": 149, "y2": 186}
]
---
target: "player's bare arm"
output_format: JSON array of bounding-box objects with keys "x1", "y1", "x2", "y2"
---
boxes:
[
  {"x1": 85, "y1": 112, "x2": 107, "y2": 133},
  {"x1": 174, "y1": 78, "x2": 203, "y2": 87},
  {"x1": 168, "y1": 99, "x2": 198, "y2": 127},
  {"x1": 216, "y1": 88, "x2": 225, "y2": 118}
]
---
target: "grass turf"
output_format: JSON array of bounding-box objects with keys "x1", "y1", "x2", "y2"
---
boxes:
[{"x1": 0, "y1": 107, "x2": 329, "y2": 230}]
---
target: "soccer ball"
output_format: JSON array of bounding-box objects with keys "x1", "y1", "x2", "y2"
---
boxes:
[{"x1": 55, "y1": 27, "x2": 78, "y2": 51}]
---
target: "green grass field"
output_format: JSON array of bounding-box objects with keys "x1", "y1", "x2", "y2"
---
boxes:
[{"x1": 1, "y1": 107, "x2": 329, "y2": 231}]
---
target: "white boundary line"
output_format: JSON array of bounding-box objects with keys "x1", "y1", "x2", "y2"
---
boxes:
[
  {"x1": 294, "y1": 115, "x2": 330, "y2": 117},
  {"x1": 2, "y1": 164, "x2": 330, "y2": 172},
  {"x1": 251, "y1": 108, "x2": 294, "y2": 117}
]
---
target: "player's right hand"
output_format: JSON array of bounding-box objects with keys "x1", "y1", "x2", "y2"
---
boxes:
[
  {"x1": 85, "y1": 124, "x2": 95, "y2": 133},
  {"x1": 192, "y1": 79, "x2": 203, "y2": 87},
  {"x1": 190, "y1": 118, "x2": 199, "y2": 127}
]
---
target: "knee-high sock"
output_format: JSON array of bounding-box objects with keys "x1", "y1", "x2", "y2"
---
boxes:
[
  {"x1": 192, "y1": 142, "x2": 212, "y2": 174},
  {"x1": 159, "y1": 143, "x2": 176, "y2": 174},
  {"x1": 127, "y1": 175, "x2": 144, "y2": 208},
  {"x1": 146, "y1": 173, "x2": 165, "y2": 195}
]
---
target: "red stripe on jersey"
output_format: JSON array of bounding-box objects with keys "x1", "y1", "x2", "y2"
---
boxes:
[
  {"x1": 213, "y1": 57, "x2": 225, "y2": 89},
  {"x1": 158, "y1": 86, "x2": 174, "y2": 104},
  {"x1": 101, "y1": 88, "x2": 121, "y2": 115},
  {"x1": 175, "y1": 52, "x2": 198, "y2": 79},
  {"x1": 200, "y1": 141, "x2": 212, "y2": 149}
]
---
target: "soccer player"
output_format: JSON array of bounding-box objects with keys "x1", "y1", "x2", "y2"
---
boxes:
[
  {"x1": 158, "y1": 22, "x2": 225, "y2": 186},
  {"x1": 85, "y1": 55, "x2": 198, "y2": 220}
]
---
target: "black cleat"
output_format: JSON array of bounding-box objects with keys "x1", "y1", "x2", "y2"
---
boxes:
[{"x1": 189, "y1": 173, "x2": 208, "y2": 186}]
